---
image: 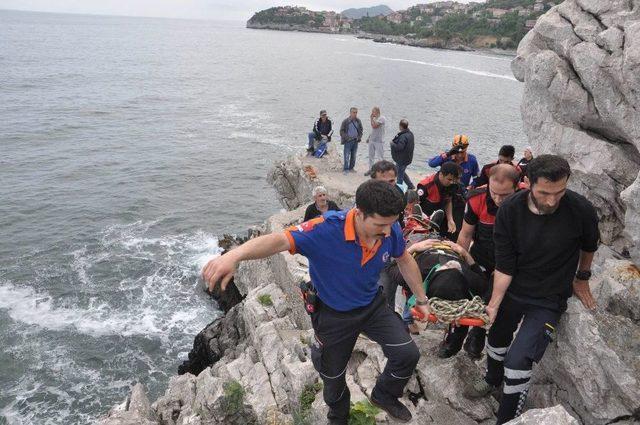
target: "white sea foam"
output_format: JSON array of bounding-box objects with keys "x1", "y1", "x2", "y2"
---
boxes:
[
  {"x1": 350, "y1": 52, "x2": 518, "y2": 81},
  {"x1": 0, "y1": 225, "x2": 221, "y2": 338}
]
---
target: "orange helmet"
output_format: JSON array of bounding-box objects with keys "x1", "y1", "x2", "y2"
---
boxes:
[{"x1": 452, "y1": 134, "x2": 469, "y2": 147}]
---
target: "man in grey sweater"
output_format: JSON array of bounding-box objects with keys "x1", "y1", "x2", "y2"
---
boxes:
[{"x1": 339, "y1": 107, "x2": 363, "y2": 174}]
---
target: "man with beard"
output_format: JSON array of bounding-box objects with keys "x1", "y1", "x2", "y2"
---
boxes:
[
  {"x1": 465, "y1": 155, "x2": 599, "y2": 424},
  {"x1": 202, "y1": 180, "x2": 430, "y2": 424}
]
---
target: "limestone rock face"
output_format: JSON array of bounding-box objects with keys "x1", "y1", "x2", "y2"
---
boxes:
[
  {"x1": 512, "y1": 0, "x2": 640, "y2": 254},
  {"x1": 505, "y1": 405, "x2": 579, "y2": 425},
  {"x1": 528, "y1": 259, "x2": 640, "y2": 424}
]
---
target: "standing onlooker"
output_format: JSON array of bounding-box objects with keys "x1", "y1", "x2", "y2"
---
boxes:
[
  {"x1": 307, "y1": 110, "x2": 332, "y2": 155},
  {"x1": 339, "y1": 107, "x2": 363, "y2": 174},
  {"x1": 303, "y1": 186, "x2": 341, "y2": 221},
  {"x1": 517, "y1": 146, "x2": 534, "y2": 180},
  {"x1": 427, "y1": 135, "x2": 479, "y2": 188},
  {"x1": 390, "y1": 119, "x2": 415, "y2": 189},
  {"x1": 365, "y1": 107, "x2": 386, "y2": 175}
]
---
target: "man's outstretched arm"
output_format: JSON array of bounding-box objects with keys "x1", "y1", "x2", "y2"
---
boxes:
[{"x1": 202, "y1": 232, "x2": 290, "y2": 292}]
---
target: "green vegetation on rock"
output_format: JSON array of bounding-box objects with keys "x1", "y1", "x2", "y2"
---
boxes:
[
  {"x1": 221, "y1": 380, "x2": 245, "y2": 416},
  {"x1": 257, "y1": 293, "x2": 273, "y2": 306},
  {"x1": 348, "y1": 400, "x2": 380, "y2": 425}
]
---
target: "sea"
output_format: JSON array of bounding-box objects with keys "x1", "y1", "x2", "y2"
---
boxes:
[{"x1": 0, "y1": 9, "x2": 525, "y2": 424}]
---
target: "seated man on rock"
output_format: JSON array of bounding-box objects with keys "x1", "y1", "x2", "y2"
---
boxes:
[
  {"x1": 202, "y1": 180, "x2": 430, "y2": 424},
  {"x1": 386, "y1": 237, "x2": 490, "y2": 356},
  {"x1": 307, "y1": 109, "x2": 332, "y2": 155},
  {"x1": 303, "y1": 186, "x2": 341, "y2": 221}
]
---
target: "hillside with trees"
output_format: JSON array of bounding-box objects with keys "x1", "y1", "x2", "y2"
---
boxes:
[{"x1": 247, "y1": 1, "x2": 561, "y2": 49}]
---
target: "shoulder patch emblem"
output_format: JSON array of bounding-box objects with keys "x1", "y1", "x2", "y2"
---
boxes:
[
  {"x1": 289, "y1": 216, "x2": 324, "y2": 233},
  {"x1": 417, "y1": 189, "x2": 424, "y2": 197}
]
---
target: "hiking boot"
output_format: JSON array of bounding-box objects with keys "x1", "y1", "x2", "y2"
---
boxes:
[
  {"x1": 464, "y1": 377, "x2": 496, "y2": 399},
  {"x1": 463, "y1": 327, "x2": 486, "y2": 359},
  {"x1": 327, "y1": 418, "x2": 348, "y2": 425},
  {"x1": 370, "y1": 391, "x2": 412, "y2": 423},
  {"x1": 437, "y1": 325, "x2": 467, "y2": 358}
]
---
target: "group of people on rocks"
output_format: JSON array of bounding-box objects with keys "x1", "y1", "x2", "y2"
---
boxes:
[{"x1": 203, "y1": 124, "x2": 599, "y2": 424}]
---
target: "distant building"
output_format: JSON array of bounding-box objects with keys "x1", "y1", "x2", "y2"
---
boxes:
[
  {"x1": 417, "y1": 4, "x2": 434, "y2": 14},
  {"x1": 525, "y1": 19, "x2": 537, "y2": 28},
  {"x1": 387, "y1": 12, "x2": 404, "y2": 24},
  {"x1": 533, "y1": 1, "x2": 545, "y2": 12},
  {"x1": 432, "y1": 15, "x2": 442, "y2": 23},
  {"x1": 415, "y1": 15, "x2": 423, "y2": 22},
  {"x1": 488, "y1": 8, "x2": 509, "y2": 18}
]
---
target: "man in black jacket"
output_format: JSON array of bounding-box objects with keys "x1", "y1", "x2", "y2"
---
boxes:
[
  {"x1": 390, "y1": 119, "x2": 415, "y2": 189},
  {"x1": 307, "y1": 110, "x2": 332, "y2": 154},
  {"x1": 465, "y1": 155, "x2": 599, "y2": 424}
]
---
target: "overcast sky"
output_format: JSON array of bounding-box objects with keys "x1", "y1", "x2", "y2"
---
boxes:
[{"x1": 0, "y1": 0, "x2": 480, "y2": 21}]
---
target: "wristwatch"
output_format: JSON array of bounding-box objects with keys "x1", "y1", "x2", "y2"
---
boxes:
[
  {"x1": 575, "y1": 270, "x2": 592, "y2": 280},
  {"x1": 416, "y1": 299, "x2": 429, "y2": 306}
]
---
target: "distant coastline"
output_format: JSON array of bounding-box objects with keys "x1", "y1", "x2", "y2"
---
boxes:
[
  {"x1": 247, "y1": 2, "x2": 560, "y2": 53},
  {"x1": 245, "y1": 23, "x2": 516, "y2": 55}
]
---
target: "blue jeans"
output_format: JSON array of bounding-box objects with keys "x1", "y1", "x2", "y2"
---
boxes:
[
  {"x1": 396, "y1": 163, "x2": 414, "y2": 189},
  {"x1": 307, "y1": 132, "x2": 316, "y2": 150},
  {"x1": 343, "y1": 140, "x2": 358, "y2": 170}
]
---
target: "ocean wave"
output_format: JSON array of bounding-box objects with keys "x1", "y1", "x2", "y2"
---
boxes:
[
  {"x1": 0, "y1": 224, "x2": 222, "y2": 338},
  {"x1": 350, "y1": 52, "x2": 518, "y2": 81}
]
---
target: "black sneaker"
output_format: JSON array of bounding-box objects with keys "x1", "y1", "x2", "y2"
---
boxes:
[
  {"x1": 437, "y1": 325, "x2": 467, "y2": 359},
  {"x1": 370, "y1": 392, "x2": 412, "y2": 422},
  {"x1": 463, "y1": 327, "x2": 486, "y2": 359}
]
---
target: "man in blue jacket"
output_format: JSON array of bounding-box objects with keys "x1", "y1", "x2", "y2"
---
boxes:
[
  {"x1": 428, "y1": 135, "x2": 479, "y2": 188},
  {"x1": 202, "y1": 180, "x2": 430, "y2": 424}
]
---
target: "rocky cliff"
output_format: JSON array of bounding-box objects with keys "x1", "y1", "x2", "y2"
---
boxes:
[{"x1": 511, "y1": 0, "x2": 640, "y2": 258}]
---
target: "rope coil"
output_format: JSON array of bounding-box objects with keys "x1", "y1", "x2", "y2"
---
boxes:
[{"x1": 427, "y1": 296, "x2": 488, "y2": 324}]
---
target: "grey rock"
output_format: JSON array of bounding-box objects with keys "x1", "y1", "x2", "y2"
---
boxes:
[
  {"x1": 514, "y1": 0, "x2": 640, "y2": 251},
  {"x1": 129, "y1": 383, "x2": 155, "y2": 421},
  {"x1": 505, "y1": 405, "x2": 579, "y2": 424},
  {"x1": 621, "y1": 174, "x2": 640, "y2": 263},
  {"x1": 96, "y1": 384, "x2": 157, "y2": 425}
]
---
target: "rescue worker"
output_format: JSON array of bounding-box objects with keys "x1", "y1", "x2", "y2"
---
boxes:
[
  {"x1": 416, "y1": 161, "x2": 462, "y2": 238},
  {"x1": 471, "y1": 144, "x2": 520, "y2": 188},
  {"x1": 202, "y1": 180, "x2": 430, "y2": 424},
  {"x1": 464, "y1": 155, "x2": 599, "y2": 424},
  {"x1": 427, "y1": 134, "x2": 479, "y2": 187},
  {"x1": 456, "y1": 164, "x2": 520, "y2": 358}
]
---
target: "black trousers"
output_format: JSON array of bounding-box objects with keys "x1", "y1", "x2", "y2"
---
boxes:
[
  {"x1": 485, "y1": 294, "x2": 562, "y2": 424},
  {"x1": 310, "y1": 290, "x2": 420, "y2": 421}
]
